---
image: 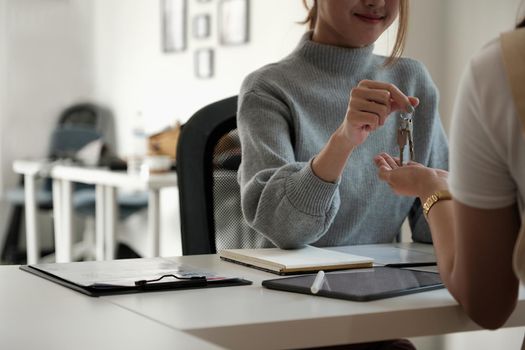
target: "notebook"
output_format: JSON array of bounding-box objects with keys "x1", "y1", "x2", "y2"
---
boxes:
[{"x1": 219, "y1": 245, "x2": 374, "y2": 275}]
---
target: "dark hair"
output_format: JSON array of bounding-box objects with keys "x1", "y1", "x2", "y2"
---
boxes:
[
  {"x1": 301, "y1": 0, "x2": 409, "y2": 66},
  {"x1": 518, "y1": 17, "x2": 525, "y2": 28}
]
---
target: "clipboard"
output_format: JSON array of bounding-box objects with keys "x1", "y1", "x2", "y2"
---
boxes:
[
  {"x1": 262, "y1": 266, "x2": 444, "y2": 301},
  {"x1": 20, "y1": 257, "x2": 251, "y2": 297}
]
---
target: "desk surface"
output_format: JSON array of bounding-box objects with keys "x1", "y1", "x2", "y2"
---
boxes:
[
  {"x1": 99, "y1": 252, "x2": 525, "y2": 349},
  {"x1": 6, "y1": 245, "x2": 525, "y2": 350},
  {"x1": 51, "y1": 164, "x2": 177, "y2": 189},
  {"x1": 13, "y1": 160, "x2": 178, "y2": 190},
  {"x1": 0, "y1": 266, "x2": 222, "y2": 350}
]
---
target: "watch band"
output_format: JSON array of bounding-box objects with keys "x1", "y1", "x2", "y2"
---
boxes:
[{"x1": 422, "y1": 190, "x2": 452, "y2": 219}]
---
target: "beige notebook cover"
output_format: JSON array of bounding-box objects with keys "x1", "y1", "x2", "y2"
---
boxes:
[{"x1": 219, "y1": 246, "x2": 374, "y2": 275}]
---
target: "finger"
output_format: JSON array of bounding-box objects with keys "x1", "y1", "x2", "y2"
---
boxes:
[
  {"x1": 409, "y1": 96, "x2": 420, "y2": 108},
  {"x1": 379, "y1": 153, "x2": 399, "y2": 169},
  {"x1": 353, "y1": 99, "x2": 388, "y2": 123},
  {"x1": 353, "y1": 87, "x2": 391, "y2": 106},
  {"x1": 407, "y1": 160, "x2": 423, "y2": 167},
  {"x1": 358, "y1": 80, "x2": 411, "y2": 112},
  {"x1": 374, "y1": 155, "x2": 391, "y2": 170},
  {"x1": 391, "y1": 156, "x2": 403, "y2": 167},
  {"x1": 391, "y1": 96, "x2": 420, "y2": 114}
]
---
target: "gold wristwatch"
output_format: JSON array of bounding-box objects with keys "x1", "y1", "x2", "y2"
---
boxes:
[{"x1": 422, "y1": 190, "x2": 452, "y2": 219}]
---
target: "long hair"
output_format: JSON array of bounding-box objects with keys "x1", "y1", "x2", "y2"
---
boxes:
[{"x1": 301, "y1": 0, "x2": 409, "y2": 66}]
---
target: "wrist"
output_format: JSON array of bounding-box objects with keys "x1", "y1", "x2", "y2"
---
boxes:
[
  {"x1": 332, "y1": 125, "x2": 357, "y2": 153},
  {"x1": 422, "y1": 189, "x2": 452, "y2": 219},
  {"x1": 417, "y1": 169, "x2": 449, "y2": 201}
]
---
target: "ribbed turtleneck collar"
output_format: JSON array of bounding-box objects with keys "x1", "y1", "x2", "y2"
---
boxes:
[{"x1": 293, "y1": 31, "x2": 377, "y2": 74}]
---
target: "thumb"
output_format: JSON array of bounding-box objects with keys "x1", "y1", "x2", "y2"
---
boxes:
[
  {"x1": 390, "y1": 96, "x2": 419, "y2": 113},
  {"x1": 408, "y1": 96, "x2": 419, "y2": 109}
]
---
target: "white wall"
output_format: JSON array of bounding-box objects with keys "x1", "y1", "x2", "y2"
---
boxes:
[
  {"x1": 441, "y1": 0, "x2": 521, "y2": 131},
  {"x1": 0, "y1": 1, "x2": 8, "y2": 249},
  {"x1": 0, "y1": 0, "x2": 7, "y2": 195},
  {"x1": 1, "y1": 0, "x2": 95, "y2": 187},
  {"x1": 92, "y1": 0, "x2": 307, "y2": 158},
  {"x1": 0, "y1": 0, "x2": 95, "y2": 252},
  {"x1": 405, "y1": 0, "x2": 522, "y2": 132}
]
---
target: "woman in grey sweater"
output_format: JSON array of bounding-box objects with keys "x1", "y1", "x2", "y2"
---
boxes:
[{"x1": 238, "y1": 0, "x2": 448, "y2": 250}]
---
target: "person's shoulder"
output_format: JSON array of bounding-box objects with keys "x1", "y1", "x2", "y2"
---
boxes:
[
  {"x1": 240, "y1": 53, "x2": 300, "y2": 96},
  {"x1": 384, "y1": 56, "x2": 438, "y2": 95},
  {"x1": 241, "y1": 62, "x2": 281, "y2": 93},
  {"x1": 469, "y1": 37, "x2": 501, "y2": 73},
  {"x1": 391, "y1": 57, "x2": 433, "y2": 82}
]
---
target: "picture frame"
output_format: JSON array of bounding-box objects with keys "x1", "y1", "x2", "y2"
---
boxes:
[
  {"x1": 194, "y1": 48, "x2": 215, "y2": 79},
  {"x1": 193, "y1": 14, "x2": 211, "y2": 39},
  {"x1": 218, "y1": 0, "x2": 250, "y2": 46},
  {"x1": 161, "y1": 0, "x2": 188, "y2": 53}
]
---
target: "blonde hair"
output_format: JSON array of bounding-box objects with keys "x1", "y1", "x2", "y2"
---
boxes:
[{"x1": 301, "y1": 0, "x2": 410, "y2": 66}]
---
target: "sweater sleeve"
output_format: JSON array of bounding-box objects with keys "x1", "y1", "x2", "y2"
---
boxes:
[{"x1": 237, "y1": 89, "x2": 340, "y2": 249}]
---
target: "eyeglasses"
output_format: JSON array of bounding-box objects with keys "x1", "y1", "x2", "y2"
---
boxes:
[{"x1": 135, "y1": 274, "x2": 207, "y2": 287}]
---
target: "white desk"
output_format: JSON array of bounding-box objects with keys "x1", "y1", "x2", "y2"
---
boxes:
[
  {"x1": 12, "y1": 160, "x2": 54, "y2": 264},
  {"x1": 101, "y1": 254, "x2": 525, "y2": 349},
  {"x1": 0, "y1": 265, "x2": 222, "y2": 350},
  {"x1": 13, "y1": 160, "x2": 178, "y2": 263}
]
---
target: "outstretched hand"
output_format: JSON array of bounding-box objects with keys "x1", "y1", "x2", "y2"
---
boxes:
[{"x1": 374, "y1": 153, "x2": 449, "y2": 199}]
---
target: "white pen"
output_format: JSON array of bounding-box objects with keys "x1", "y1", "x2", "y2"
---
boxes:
[{"x1": 310, "y1": 270, "x2": 325, "y2": 294}]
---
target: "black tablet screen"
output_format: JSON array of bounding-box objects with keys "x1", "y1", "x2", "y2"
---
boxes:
[{"x1": 262, "y1": 267, "x2": 444, "y2": 301}]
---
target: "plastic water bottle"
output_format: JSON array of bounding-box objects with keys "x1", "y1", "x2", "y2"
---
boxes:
[{"x1": 128, "y1": 111, "x2": 147, "y2": 175}]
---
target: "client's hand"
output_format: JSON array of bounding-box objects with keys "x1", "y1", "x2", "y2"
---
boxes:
[{"x1": 374, "y1": 153, "x2": 449, "y2": 200}]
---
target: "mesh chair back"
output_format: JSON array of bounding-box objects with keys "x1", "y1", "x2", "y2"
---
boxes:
[
  {"x1": 177, "y1": 96, "x2": 272, "y2": 255},
  {"x1": 212, "y1": 129, "x2": 272, "y2": 250}
]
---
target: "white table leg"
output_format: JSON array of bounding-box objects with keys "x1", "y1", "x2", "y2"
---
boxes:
[
  {"x1": 52, "y1": 179, "x2": 63, "y2": 263},
  {"x1": 23, "y1": 174, "x2": 39, "y2": 264},
  {"x1": 58, "y1": 180, "x2": 73, "y2": 262},
  {"x1": 148, "y1": 190, "x2": 161, "y2": 257},
  {"x1": 104, "y1": 186, "x2": 117, "y2": 260},
  {"x1": 95, "y1": 185, "x2": 105, "y2": 261}
]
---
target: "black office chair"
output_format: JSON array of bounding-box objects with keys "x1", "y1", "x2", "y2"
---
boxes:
[{"x1": 177, "y1": 96, "x2": 273, "y2": 255}]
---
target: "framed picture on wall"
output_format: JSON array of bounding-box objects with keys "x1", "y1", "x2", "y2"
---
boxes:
[
  {"x1": 161, "y1": 0, "x2": 188, "y2": 53},
  {"x1": 194, "y1": 48, "x2": 215, "y2": 79},
  {"x1": 218, "y1": 0, "x2": 250, "y2": 46},
  {"x1": 193, "y1": 14, "x2": 211, "y2": 39}
]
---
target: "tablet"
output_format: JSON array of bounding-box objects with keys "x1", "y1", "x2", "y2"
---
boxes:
[{"x1": 262, "y1": 266, "x2": 444, "y2": 301}]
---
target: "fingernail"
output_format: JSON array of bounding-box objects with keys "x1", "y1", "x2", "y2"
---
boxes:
[{"x1": 406, "y1": 104, "x2": 415, "y2": 114}]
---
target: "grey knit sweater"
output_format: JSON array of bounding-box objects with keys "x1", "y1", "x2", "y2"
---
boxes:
[{"x1": 237, "y1": 32, "x2": 448, "y2": 249}]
